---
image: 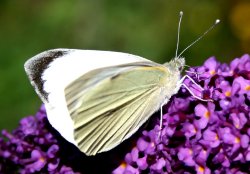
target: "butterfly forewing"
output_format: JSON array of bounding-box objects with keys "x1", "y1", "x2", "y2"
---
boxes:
[{"x1": 24, "y1": 49, "x2": 151, "y2": 145}]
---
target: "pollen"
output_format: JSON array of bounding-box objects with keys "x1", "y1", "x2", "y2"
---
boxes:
[
  {"x1": 225, "y1": 91, "x2": 231, "y2": 97},
  {"x1": 235, "y1": 137, "x2": 240, "y2": 143},
  {"x1": 120, "y1": 161, "x2": 127, "y2": 169},
  {"x1": 189, "y1": 149, "x2": 193, "y2": 155},
  {"x1": 39, "y1": 157, "x2": 45, "y2": 162},
  {"x1": 245, "y1": 85, "x2": 250, "y2": 91},
  {"x1": 204, "y1": 111, "x2": 210, "y2": 118},
  {"x1": 210, "y1": 70, "x2": 216, "y2": 75},
  {"x1": 193, "y1": 127, "x2": 197, "y2": 133},
  {"x1": 215, "y1": 134, "x2": 219, "y2": 140},
  {"x1": 198, "y1": 166, "x2": 205, "y2": 172}
]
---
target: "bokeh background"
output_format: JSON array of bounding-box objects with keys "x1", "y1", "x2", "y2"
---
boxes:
[{"x1": 0, "y1": 0, "x2": 250, "y2": 130}]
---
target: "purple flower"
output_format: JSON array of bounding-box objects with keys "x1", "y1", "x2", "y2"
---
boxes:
[
  {"x1": 0, "y1": 105, "x2": 79, "y2": 173},
  {"x1": 178, "y1": 147, "x2": 195, "y2": 166},
  {"x1": 182, "y1": 122, "x2": 197, "y2": 139},
  {"x1": 197, "y1": 57, "x2": 220, "y2": 78},
  {"x1": 21, "y1": 150, "x2": 46, "y2": 173},
  {"x1": 1, "y1": 54, "x2": 250, "y2": 173},
  {"x1": 195, "y1": 165, "x2": 211, "y2": 174},
  {"x1": 215, "y1": 80, "x2": 232, "y2": 99},
  {"x1": 230, "y1": 54, "x2": 250, "y2": 74},
  {"x1": 193, "y1": 145, "x2": 209, "y2": 164},
  {"x1": 200, "y1": 128, "x2": 220, "y2": 148},
  {"x1": 230, "y1": 112, "x2": 247, "y2": 129},
  {"x1": 233, "y1": 77, "x2": 250, "y2": 100},
  {"x1": 194, "y1": 102, "x2": 218, "y2": 129},
  {"x1": 150, "y1": 157, "x2": 166, "y2": 173},
  {"x1": 112, "y1": 162, "x2": 127, "y2": 174}
]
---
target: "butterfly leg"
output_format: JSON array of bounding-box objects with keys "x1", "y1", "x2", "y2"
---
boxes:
[
  {"x1": 157, "y1": 103, "x2": 164, "y2": 141},
  {"x1": 179, "y1": 74, "x2": 204, "y2": 90},
  {"x1": 185, "y1": 70, "x2": 202, "y2": 81},
  {"x1": 178, "y1": 75, "x2": 213, "y2": 102},
  {"x1": 181, "y1": 83, "x2": 213, "y2": 102}
]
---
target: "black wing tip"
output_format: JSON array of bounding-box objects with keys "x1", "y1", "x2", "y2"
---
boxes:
[
  {"x1": 24, "y1": 48, "x2": 73, "y2": 102},
  {"x1": 24, "y1": 48, "x2": 73, "y2": 71}
]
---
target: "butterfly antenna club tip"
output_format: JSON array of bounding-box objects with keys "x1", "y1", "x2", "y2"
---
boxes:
[
  {"x1": 177, "y1": 18, "x2": 220, "y2": 58},
  {"x1": 175, "y1": 11, "x2": 184, "y2": 58}
]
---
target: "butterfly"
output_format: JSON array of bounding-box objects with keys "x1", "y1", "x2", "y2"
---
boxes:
[{"x1": 24, "y1": 12, "x2": 219, "y2": 156}]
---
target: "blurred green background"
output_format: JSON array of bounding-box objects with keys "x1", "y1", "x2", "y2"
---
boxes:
[{"x1": 0, "y1": 0, "x2": 250, "y2": 130}]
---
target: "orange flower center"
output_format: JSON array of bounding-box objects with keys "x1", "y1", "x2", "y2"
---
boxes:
[
  {"x1": 193, "y1": 127, "x2": 197, "y2": 133},
  {"x1": 235, "y1": 137, "x2": 240, "y2": 143},
  {"x1": 225, "y1": 91, "x2": 231, "y2": 97},
  {"x1": 210, "y1": 70, "x2": 216, "y2": 75},
  {"x1": 189, "y1": 149, "x2": 193, "y2": 155},
  {"x1": 39, "y1": 157, "x2": 45, "y2": 162},
  {"x1": 120, "y1": 162, "x2": 127, "y2": 169},
  {"x1": 204, "y1": 111, "x2": 210, "y2": 118},
  {"x1": 215, "y1": 134, "x2": 219, "y2": 140},
  {"x1": 245, "y1": 85, "x2": 250, "y2": 91},
  {"x1": 198, "y1": 166, "x2": 205, "y2": 172}
]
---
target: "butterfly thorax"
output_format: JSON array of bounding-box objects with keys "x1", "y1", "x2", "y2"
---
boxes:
[{"x1": 161, "y1": 57, "x2": 185, "y2": 102}]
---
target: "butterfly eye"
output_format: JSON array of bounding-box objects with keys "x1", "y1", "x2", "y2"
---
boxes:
[{"x1": 179, "y1": 66, "x2": 184, "y2": 71}]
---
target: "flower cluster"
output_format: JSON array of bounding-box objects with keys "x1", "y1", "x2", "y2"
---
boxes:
[
  {"x1": 0, "y1": 54, "x2": 250, "y2": 174},
  {"x1": 0, "y1": 106, "x2": 80, "y2": 174},
  {"x1": 113, "y1": 54, "x2": 250, "y2": 174}
]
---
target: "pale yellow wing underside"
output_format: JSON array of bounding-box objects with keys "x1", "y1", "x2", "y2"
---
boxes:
[{"x1": 64, "y1": 62, "x2": 169, "y2": 155}]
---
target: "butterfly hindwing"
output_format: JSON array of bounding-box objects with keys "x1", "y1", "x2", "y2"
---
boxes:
[{"x1": 64, "y1": 62, "x2": 170, "y2": 155}]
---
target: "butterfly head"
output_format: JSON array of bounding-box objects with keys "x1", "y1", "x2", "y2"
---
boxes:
[
  {"x1": 163, "y1": 57, "x2": 185, "y2": 75},
  {"x1": 173, "y1": 57, "x2": 185, "y2": 71}
]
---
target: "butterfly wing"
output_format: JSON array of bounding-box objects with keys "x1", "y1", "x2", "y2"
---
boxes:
[
  {"x1": 24, "y1": 49, "x2": 175, "y2": 156},
  {"x1": 24, "y1": 49, "x2": 149, "y2": 104},
  {"x1": 24, "y1": 49, "x2": 151, "y2": 146},
  {"x1": 65, "y1": 63, "x2": 170, "y2": 155}
]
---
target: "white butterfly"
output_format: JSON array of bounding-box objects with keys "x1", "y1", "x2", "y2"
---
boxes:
[{"x1": 24, "y1": 12, "x2": 219, "y2": 155}]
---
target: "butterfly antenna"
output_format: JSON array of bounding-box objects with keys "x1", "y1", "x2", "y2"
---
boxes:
[
  {"x1": 177, "y1": 19, "x2": 220, "y2": 58},
  {"x1": 175, "y1": 11, "x2": 183, "y2": 58}
]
